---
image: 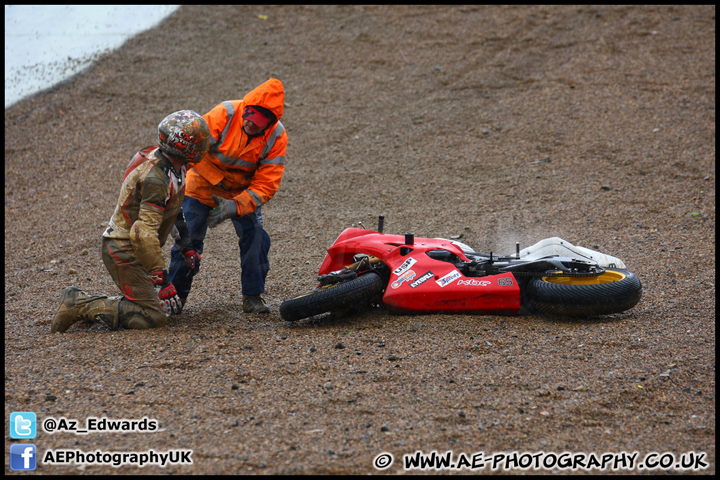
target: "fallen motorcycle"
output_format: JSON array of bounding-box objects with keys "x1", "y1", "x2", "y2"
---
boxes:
[{"x1": 280, "y1": 216, "x2": 642, "y2": 322}]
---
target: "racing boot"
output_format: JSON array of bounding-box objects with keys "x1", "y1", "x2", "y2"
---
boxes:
[
  {"x1": 51, "y1": 286, "x2": 120, "y2": 333},
  {"x1": 242, "y1": 295, "x2": 270, "y2": 314}
]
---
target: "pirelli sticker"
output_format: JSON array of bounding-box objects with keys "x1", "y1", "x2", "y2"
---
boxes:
[{"x1": 410, "y1": 271, "x2": 434, "y2": 288}]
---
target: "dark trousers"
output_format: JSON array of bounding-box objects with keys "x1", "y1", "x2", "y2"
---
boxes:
[{"x1": 169, "y1": 196, "x2": 271, "y2": 300}]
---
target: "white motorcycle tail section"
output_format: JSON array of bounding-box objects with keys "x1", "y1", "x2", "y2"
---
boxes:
[{"x1": 516, "y1": 237, "x2": 627, "y2": 269}]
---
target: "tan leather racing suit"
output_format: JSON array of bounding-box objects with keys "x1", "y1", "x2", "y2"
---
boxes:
[{"x1": 94, "y1": 146, "x2": 191, "y2": 329}]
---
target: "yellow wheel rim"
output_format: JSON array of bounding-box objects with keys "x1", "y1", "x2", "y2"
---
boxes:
[{"x1": 542, "y1": 270, "x2": 626, "y2": 285}]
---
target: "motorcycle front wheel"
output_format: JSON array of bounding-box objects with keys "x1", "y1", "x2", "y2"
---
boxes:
[
  {"x1": 525, "y1": 269, "x2": 642, "y2": 317},
  {"x1": 280, "y1": 272, "x2": 384, "y2": 322}
]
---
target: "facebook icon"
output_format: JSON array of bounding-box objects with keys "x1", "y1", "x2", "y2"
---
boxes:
[{"x1": 10, "y1": 443, "x2": 37, "y2": 471}]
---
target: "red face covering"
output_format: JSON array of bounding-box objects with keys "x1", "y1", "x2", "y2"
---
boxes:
[{"x1": 242, "y1": 106, "x2": 271, "y2": 129}]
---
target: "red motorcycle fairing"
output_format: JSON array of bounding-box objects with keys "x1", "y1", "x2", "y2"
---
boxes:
[
  {"x1": 317, "y1": 228, "x2": 521, "y2": 315},
  {"x1": 318, "y1": 228, "x2": 396, "y2": 274},
  {"x1": 384, "y1": 270, "x2": 520, "y2": 315}
]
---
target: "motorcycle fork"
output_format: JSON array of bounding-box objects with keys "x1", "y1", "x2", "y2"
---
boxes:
[
  {"x1": 347, "y1": 255, "x2": 383, "y2": 273},
  {"x1": 349, "y1": 256, "x2": 391, "y2": 286},
  {"x1": 317, "y1": 256, "x2": 386, "y2": 287}
]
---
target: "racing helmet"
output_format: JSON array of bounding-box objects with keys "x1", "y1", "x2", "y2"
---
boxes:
[{"x1": 157, "y1": 110, "x2": 211, "y2": 163}]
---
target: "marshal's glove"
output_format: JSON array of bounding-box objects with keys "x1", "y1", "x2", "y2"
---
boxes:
[
  {"x1": 149, "y1": 269, "x2": 182, "y2": 316},
  {"x1": 208, "y1": 194, "x2": 238, "y2": 228}
]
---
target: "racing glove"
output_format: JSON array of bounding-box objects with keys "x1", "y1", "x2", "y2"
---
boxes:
[
  {"x1": 207, "y1": 194, "x2": 238, "y2": 228},
  {"x1": 169, "y1": 224, "x2": 180, "y2": 242},
  {"x1": 172, "y1": 210, "x2": 200, "y2": 275},
  {"x1": 149, "y1": 270, "x2": 182, "y2": 316},
  {"x1": 183, "y1": 249, "x2": 201, "y2": 276}
]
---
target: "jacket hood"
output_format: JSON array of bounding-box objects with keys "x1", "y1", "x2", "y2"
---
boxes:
[{"x1": 243, "y1": 78, "x2": 285, "y2": 123}]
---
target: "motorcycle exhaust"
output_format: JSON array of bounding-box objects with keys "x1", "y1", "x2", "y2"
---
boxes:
[{"x1": 378, "y1": 214, "x2": 385, "y2": 233}]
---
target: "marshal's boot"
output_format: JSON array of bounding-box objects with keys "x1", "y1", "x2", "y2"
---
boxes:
[{"x1": 242, "y1": 295, "x2": 271, "y2": 314}]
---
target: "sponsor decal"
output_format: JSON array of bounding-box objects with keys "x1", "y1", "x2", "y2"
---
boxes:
[
  {"x1": 410, "y1": 271, "x2": 434, "y2": 288},
  {"x1": 435, "y1": 269, "x2": 461, "y2": 288},
  {"x1": 393, "y1": 257, "x2": 417, "y2": 276},
  {"x1": 391, "y1": 270, "x2": 416, "y2": 289},
  {"x1": 457, "y1": 279, "x2": 492, "y2": 287}
]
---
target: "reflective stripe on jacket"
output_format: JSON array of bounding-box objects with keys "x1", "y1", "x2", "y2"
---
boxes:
[{"x1": 186, "y1": 78, "x2": 287, "y2": 217}]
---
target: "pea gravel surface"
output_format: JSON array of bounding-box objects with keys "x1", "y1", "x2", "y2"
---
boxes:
[{"x1": 4, "y1": 5, "x2": 715, "y2": 475}]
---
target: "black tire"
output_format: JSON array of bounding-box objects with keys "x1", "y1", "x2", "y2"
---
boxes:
[
  {"x1": 525, "y1": 269, "x2": 642, "y2": 317},
  {"x1": 280, "y1": 272, "x2": 384, "y2": 322}
]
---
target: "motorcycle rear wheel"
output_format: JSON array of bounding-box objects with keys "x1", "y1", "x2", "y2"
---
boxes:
[
  {"x1": 280, "y1": 272, "x2": 384, "y2": 322},
  {"x1": 525, "y1": 269, "x2": 642, "y2": 317}
]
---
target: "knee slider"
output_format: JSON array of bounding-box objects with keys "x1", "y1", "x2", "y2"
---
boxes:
[{"x1": 119, "y1": 300, "x2": 167, "y2": 330}]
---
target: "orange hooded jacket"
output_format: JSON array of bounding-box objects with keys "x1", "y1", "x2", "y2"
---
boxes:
[{"x1": 186, "y1": 78, "x2": 288, "y2": 217}]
